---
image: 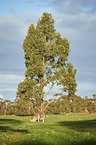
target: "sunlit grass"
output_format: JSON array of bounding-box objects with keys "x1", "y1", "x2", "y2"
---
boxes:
[{"x1": 0, "y1": 114, "x2": 96, "y2": 145}]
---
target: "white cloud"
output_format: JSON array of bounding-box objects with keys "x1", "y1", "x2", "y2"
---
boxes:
[
  {"x1": 0, "y1": 89, "x2": 17, "y2": 92},
  {"x1": 54, "y1": 13, "x2": 96, "y2": 39},
  {"x1": 0, "y1": 74, "x2": 24, "y2": 83},
  {"x1": 50, "y1": 0, "x2": 96, "y2": 14},
  {"x1": 0, "y1": 74, "x2": 25, "y2": 101},
  {"x1": 0, "y1": 74, "x2": 24, "y2": 90},
  {"x1": 76, "y1": 82, "x2": 96, "y2": 98},
  {"x1": 0, "y1": 16, "x2": 24, "y2": 42}
]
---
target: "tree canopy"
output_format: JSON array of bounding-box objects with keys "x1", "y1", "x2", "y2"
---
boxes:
[{"x1": 17, "y1": 12, "x2": 77, "y2": 114}]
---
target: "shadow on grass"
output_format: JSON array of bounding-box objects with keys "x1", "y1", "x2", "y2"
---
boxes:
[
  {"x1": 4, "y1": 137, "x2": 96, "y2": 145},
  {"x1": 16, "y1": 115, "x2": 32, "y2": 117},
  {"x1": 0, "y1": 119, "x2": 29, "y2": 133},
  {"x1": 57, "y1": 119, "x2": 96, "y2": 132},
  {"x1": 7, "y1": 140, "x2": 53, "y2": 145},
  {"x1": 0, "y1": 126, "x2": 29, "y2": 133},
  {"x1": 74, "y1": 139, "x2": 96, "y2": 145},
  {"x1": 0, "y1": 119, "x2": 21, "y2": 124}
]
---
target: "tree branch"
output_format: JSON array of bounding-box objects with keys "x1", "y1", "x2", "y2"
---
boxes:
[
  {"x1": 44, "y1": 68, "x2": 51, "y2": 76},
  {"x1": 35, "y1": 105, "x2": 41, "y2": 112},
  {"x1": 43, "y1": 85, "x2": 53, "y2": 103},
  {"x1": 43, "y1": 91, "x2": 63, "y2": 111},
  {"x1": 43, "y1": 96, "x2": 58, "y2": 111},
  {"x1": 43, "y1": 81, "x2": 58, "y2": 103}
]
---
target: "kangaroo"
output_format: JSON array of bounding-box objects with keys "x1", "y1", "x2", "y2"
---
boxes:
[
  {"x1": 40, "y1": 113, "x2": 45, "y2": 122},
  {"x1": 37, "y1": 113, "x2": 41, "y2": 122},
  {"x1": 29, "y1": 114, "x2": 37, "y2": 122},
  {"x1": 29, "y1": 113, "x2": 45, "y2": 122}
]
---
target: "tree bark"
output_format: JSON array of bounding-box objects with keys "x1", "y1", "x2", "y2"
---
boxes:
[{"x1": 40, "y1": 33, "x2": 45, "y2": 114}]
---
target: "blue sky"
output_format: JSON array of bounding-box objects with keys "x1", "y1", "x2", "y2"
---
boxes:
[{"x1": 0, "y1": 0, "x2": 96, "y2": 101}]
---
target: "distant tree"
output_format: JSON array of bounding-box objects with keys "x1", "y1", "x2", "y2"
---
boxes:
[
  {"x1": 17, "y1": 12, "x2": 77, "y2": 117},
  {"x1": 93, "y1": 94, "x2": 96, "y2": 101},
  {"x1": 84, "y1": 96, "x2": 89, "y2": 113},
  {"x1": 57, "y1": 95, "x2": 71, "y2": 113},
  {"x1": 87, "y1": 99, "x2": 95, "y2": 114},
  {"x1": 70, "y1": 95, "x2": 84, "y2": 113},
  {"x1": 3, "y1": 100, "x2": 11, "y2": 115},
  {"x1": 0, "y1": 98, "x2": 3, "y2": 114},
  {"x1": 93, "y1": 94, "x2": 96, "y2": 112}
]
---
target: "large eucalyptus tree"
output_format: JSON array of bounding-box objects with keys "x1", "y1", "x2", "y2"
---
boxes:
[{"x1": 17, "y1": 13, "x2": 77, "y2": 117}]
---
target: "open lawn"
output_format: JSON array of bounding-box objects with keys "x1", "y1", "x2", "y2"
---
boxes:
[{"x1": 0, "y1": 114, "x2": 96, "y2": 145}]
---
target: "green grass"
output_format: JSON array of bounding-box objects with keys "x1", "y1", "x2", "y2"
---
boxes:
[{"x1": 0, "y1": 114, "x2": 96, "y2": 145}]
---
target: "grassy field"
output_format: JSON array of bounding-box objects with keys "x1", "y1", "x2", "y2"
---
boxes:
[{"x1": 0, "y1": 114, "x2": 96, "y2": 145}]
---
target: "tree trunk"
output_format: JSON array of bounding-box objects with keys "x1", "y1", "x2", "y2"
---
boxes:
[
  {"x1": 4, "y1": 104, "x2": 7, "y2": 115},
  {"x1": 40, "y1": 55, "x2": 45, "y2": 114},
  {"x1": 85, "y1": 107, "x2": 89, "y2": 113}
]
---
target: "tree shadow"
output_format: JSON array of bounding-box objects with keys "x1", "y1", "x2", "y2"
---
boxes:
[
  {"x1": 57, "y1": 119, "x2": 96, "y2": 132},
  {"x1": 0, "y1": 119, "x2": 21, "y2": 124},
  {"x1": 16, "y1": 115, "x2": 32, "y2": 117},
  {"x1": 74, "y1": 139, "x2": 96, "y2": 145},
  {"x1": 8, "y1": 140, "x2": 53, "y2": 145},
  {"x1": 3, "y1": 137, "x2": 96, "y2": 145},
  {"x1": 0, "y1": 119, "x2": 29, "y2": 133},
  {"x1": 0, "y1": 126, "x2": 29, "y2": 133}
]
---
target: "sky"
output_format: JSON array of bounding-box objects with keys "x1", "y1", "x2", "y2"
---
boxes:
[{"x1": 0, "y1": 0, "x2": 96, "y2": 101}]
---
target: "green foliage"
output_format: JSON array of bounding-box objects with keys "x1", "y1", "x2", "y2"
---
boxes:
[
  {"x1": 45, "y1": 95, "x2": 96, "y2": 114},
  {"x1": 37, "y1": 12, "x2": 55, "y2": 41},
  {"x1": 17, "y1": 12, "x2": 77, "y2": 113},
  {"x1": 0, "y1": 95, "x2": 96, "y2": 115}
]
